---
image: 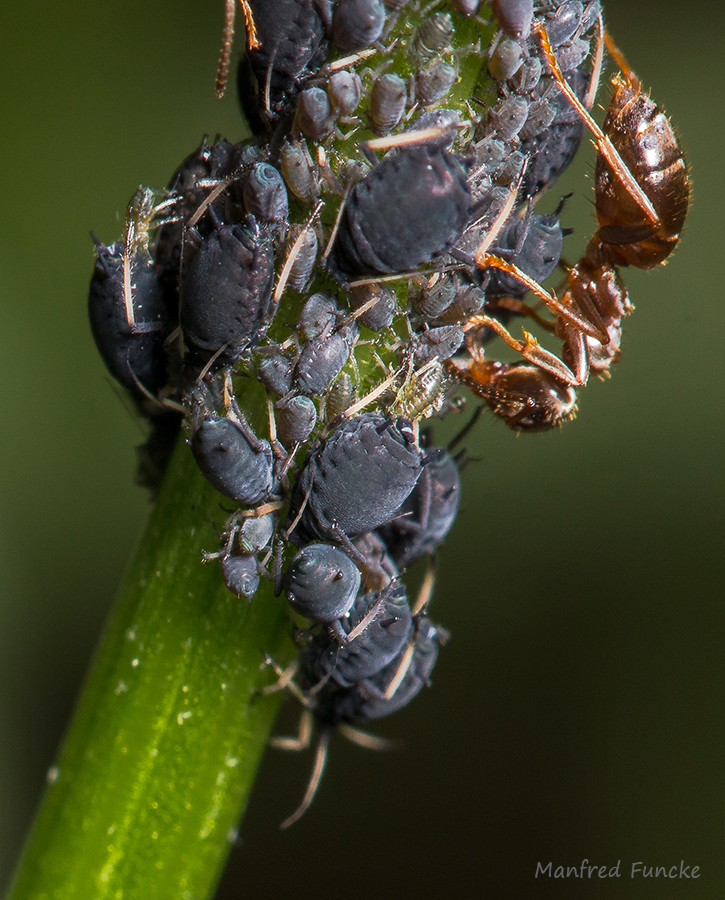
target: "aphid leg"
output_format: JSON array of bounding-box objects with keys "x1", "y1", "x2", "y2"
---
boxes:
[
  {"x1": 260, "y1": 655, "x2": 307, "y2": 705},
  {"x1": 280, "y1": 729, "x2": 331, "y2": 829},
  {"x1": 270, "y1": 708, "x2": 314, "y2": 749},
  {"x1": 222, "y1": 370, "x2": 271, "y2": 453},
  {"x1": 534, "y1": 19, "x2": 658, "y2": 226},
  {"x1": 337, "y1": 724, "x2": 397, "y2": 751},
  {"x1": 411, "y1": 562, "x2": 437, "y2": 616}
]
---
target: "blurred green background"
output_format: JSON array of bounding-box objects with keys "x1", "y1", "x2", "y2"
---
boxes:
[{"x1": 0, "y1": 1, "x2": 722, "y2": 898}]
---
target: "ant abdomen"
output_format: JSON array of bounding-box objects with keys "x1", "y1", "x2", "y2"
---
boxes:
[{"x1": 595, "y1": 74, "x2": 690, "y2": 269}]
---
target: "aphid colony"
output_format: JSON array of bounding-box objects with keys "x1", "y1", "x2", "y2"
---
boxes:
[{"x1": 88, "y1": 0, "x2": 689, "y2": 823}]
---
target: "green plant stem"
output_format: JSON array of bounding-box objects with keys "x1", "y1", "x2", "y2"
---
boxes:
[{"x1": 7, "y1": 436, "x2": 294, "y2": 900}]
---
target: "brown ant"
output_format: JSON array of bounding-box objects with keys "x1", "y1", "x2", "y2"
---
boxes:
[{"x1": 454, "y1": 14, "x2": 691, "y2": 390}]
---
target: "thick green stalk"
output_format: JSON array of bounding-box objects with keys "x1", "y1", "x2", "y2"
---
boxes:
[{"x1": 6, "y1": 436, "x2": 294, "y2": 900}]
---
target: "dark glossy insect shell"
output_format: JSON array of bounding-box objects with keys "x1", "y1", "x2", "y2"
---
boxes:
[
  {"x1": 294, "y1": 322, "x2": 358, "y2": 395},
  {"x1": 329, "y1": 145, "x2": 472, "y2": 280},
  {"x1": 411, "y1": 325, "x2": 464, "y2": 362},
  {"x1": 369, "y1": 73, "x2": 407, "y2": 136},
  {"x1": 180, "y1": 216, "x2": 275, "y2": 373},
  {"x1": 316, "y1": 616, "x2": 445, "y2": 725},
  {"x1": 280, "y1": 140, "x2": 320, "y2": 204},
  {"x1": 88, "y1": 242, "x2": 169, "y2": 400},
  {"x1": 378, "y1": 447, "x2": 461, "y2": 568},
  {"x1": 297, "y1": 293, "x2": 339, "y2": 340},
  {"x1": 346, "y1": 283, "x2": 397, "y2": 330},
  {"x1": 239, "y1": 0, "x2": 332, "y2": 122},
  {"x1": 286, "y1": 412, "x2": 423, "y2": 546},
  {"x1": 277, "y1": 395, "x2": 318, "y2": 445},
  {"x1": 258, "y1": 351, "x2": 294, "y2": 396},
  {"x1": 491, "y1": 0, "x2": 533, "y2": 40},
  {"x1": 243, "y1": 163, "x2": 289, "y2": 233},
  {"x1": 415, "y1": 61, "x2": 457, "y2": 107},
  {"x1": 332, "y1": 0, "x2": 386, "y2": 52},
  {"x1": 485, "y1": 214, "x2": 564, "y2": 298},
  {"x1": 327, "y1": 70, "x2": 363, "y2": 116},
  {"x1": 191, "y1": 412, "x2": 274, "y2": 504},
  {"x1": 284, "y1": 543, "x2": 361, "y2": 621},
  {"x1": 296, "y1": 87, "x2": 336, "y2": 142},
  {"x1": 303, "y1": 583, "x2": 412, "y2": 687},
  {"x1": 221, "y1": 552, "x2": 260, "y2": 599}
]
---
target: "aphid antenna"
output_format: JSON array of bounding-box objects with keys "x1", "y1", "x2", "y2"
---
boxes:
[
  {"x1": 337, "y1": 294, "x2": 381, "y2": 328},
  {"x1": 326, "y1": 48, "x2": 377, "y2": 73},
  {"x1": 195, "y1": 341, "x2": 232, "y2": 384},
  {"x1": 323, "y1": 365, "x2": 403, "y2": 435},
  {"x1": 535, "y1": 21, "x2": 658, "y2": 225},
  {"x1": 383, "y1": 640, "x2": 416, "y2": 701},
  {"x1": 280, "y1": 729, "x2": 331, "y2": 829},
  {"x1": 273, "y1": 200, "x2": 324, "y2": 303},
  {"x1": 345, "y1": 269, "x2": 429, "y2": 289},
  {"x1": 321, "y1": 187, "x2": 350, "y2": 263},
  {"x1": 364, "y1": 125, "x2": 451, "y2": 154},
  {"x1": 186, "y1": 178, "x2": 232, "y2": 230},
  {"x1": 584, "y1": 11, "x2": 606, "y2": 111},
  {"x1": 264, "y1": 45, "x2": 277, "y2": 120}
]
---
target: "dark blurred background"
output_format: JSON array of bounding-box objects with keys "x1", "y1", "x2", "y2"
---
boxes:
[{"x1": 0, "y1": 2, "x2": 722, "y2": 898}]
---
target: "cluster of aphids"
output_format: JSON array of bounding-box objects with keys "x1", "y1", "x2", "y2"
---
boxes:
[{"x1": 88, "y1": 0, "x2": 689, "y2": 825}]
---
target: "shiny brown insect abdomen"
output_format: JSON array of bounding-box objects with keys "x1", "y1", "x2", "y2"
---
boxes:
[{"x1": 596, "y1": 75, "x2": 690, "y2": 269}]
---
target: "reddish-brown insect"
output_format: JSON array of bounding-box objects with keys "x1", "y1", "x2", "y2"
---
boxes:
[{"x1": 455, "y1": 16, "x2": 691, "y2": 393}]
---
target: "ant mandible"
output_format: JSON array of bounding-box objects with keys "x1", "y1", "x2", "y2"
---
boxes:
[{"x1": 464, "y1": 13, "x2": 691, "y2": 388}]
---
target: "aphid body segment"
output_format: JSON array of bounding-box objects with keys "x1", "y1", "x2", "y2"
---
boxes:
[
  {"x1": 287, "y1": 412, "x2": 423, "y2": 548},
  {"x1": 329, "y1": 145, "x2": 472, "y2": 281},
  {"x1": 191, "y1": 401, "x2": 274, "y2": 505},
  {"x1": 180, "y1": 215, "x2": 275, "y2": 375},
  {"x1": 88, "y1": 241, "x2": 169, "y2": 402},
  {"x1": 302, "y1": 583, "x2": 412, "y2": 687}
]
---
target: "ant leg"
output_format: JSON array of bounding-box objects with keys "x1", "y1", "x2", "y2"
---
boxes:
[
  {"x1": 465, "y1": 314, "x2": 579, "y2": 386},
  {"x1": 485, "y1": 296, "x2": 558, "y2": 333},
  {"x1": 476, "y1": 253, "x2": 607, "y2": 342},
  {"x1": 602, "y1": 27, "x2": 641, "y2": 91},
  {"x1": 534, "y1": 20, "x2": 658, "y2": 226}
]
